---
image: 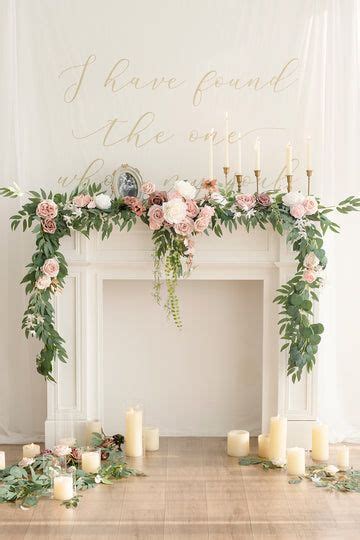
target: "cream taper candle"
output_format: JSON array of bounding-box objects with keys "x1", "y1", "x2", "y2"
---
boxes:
[
  {"x1": 23, "y1": 443, "x2": 41, "y2": 458},
  {"x1": 125, "y1": 407, "x2": 143, "y2": 457},
  {"x1": 0, "y1": 451, "x2": 5, "y2": 470},
  {"x1": 53, "y1": 474, "x2": 74, "y2": 501},
  {"x1": 287, "y1": 447, "x2": 305, "y2": 475},
  {"x1": 269, "y1": 416, "x2": 287, "y2": 462},
  {"x1": 227, "y1": 430, "x2": 249, "y2": 457},
  {"x1": 237, "y1": 132, "x2": 242, "y2": 174},
  {"x1": 225, "y1": 112, "x2": 229, "y2": 167},
  {"x1": 336, "y1": 445, "x2": 349, "y2": 470},
  {"x1": 254, "y1": 137, "x2": 261, "y2": 170},
  {"x1": 209, "y1": 128, "x2": 214, "y2": 179},
  {"x1": 306, "y1": 136, "x2": 312, "y2": 169},
  {"x1": 286, "y1": 142, "x2": 293, "y2": 175},
  {"x1": 258, "y1": 434, "x2": 270, "y2": 459},
  {"x1": 312, "y1": 422, "x2": 329, "y2": 461},
  {"x1": 144, "y1": 427, "x2": 159, "y2": 451}
]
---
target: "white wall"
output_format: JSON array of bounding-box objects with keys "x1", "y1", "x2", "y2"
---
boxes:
[{"x1": 103, "y1": 280, "x2": 263, "y2": 436}]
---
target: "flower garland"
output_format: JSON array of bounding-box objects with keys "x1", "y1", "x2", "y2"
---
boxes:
[{"x1": 1, "y1": 180, "x2": 359, "y2": 382}]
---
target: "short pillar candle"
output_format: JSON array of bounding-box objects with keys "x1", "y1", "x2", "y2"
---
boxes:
[
  {"x1": 287, "y1": 447, "x2": 305, "y2": 475},
  {"x1": 336, "y1": 445, "x2": 349, "y2": 470},
  {"x1": 23, "y1": 443, "x2": 41, "y2": 458},
  {"x1": 53, "y1": 474, "x2": 74, "y2": 501},
  {"x1": 144, "y1": 427, "x2": 160, "y2": 451},
  {"x1": 258, "y1": 434, "x2": 270, "y2": 459},
  {"x1": 269, "y1": 416, "x2": 287, "y2": 462},
  {"x1": 81, "y1": 449, "x2": 101, "y2": 474},
  {"x1": 227, "y1": 430, "x2": 249, "y2": 457},
  {"x1": 0, "y1": 451, "x2": 5, "y2": 470},
  {"x1": 312, "y1": 423, "x2": 329, "y2": 461}
]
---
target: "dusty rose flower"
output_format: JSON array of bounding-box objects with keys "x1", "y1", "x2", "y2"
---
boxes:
[
  {"x1": 36, "y1": 199, "x2": 58, "y2": 219},
  {"x1": 148, "y1": 204, "x2": 164, "y2": 231},
  {"x1": 70, "y1": 448, "x2": 82, "y2": 461},
  {"x1": 304, "y1": 252, "x2": 320, "y2": 270},
  {"x1": 36, "y1": 274, "x2": 52, "y2": 290},
  {"x1": 148, "y1": 191, "x2": 168, "y2": 206},
  {"x1": 186, "y1": 199, "x2": 199, "y2": 218},
  {"x1": 42, "y1": 258, "x2": 59, "y2": 278},
  {"x1": 141, "y1": 182, "x2": 156, "y2": 195},
  {"x1": 303, "y1": 269, "x2": 317, "y2": 283},
  {"x1": 194, "y1": 215, "x2": 210, "y2": 233},
  {"x1": 290, "y1": 204, "x2": 306, "y2": 219},
  {"x1": 101, "y1": 450, "x2": 110, "y2": 461},
  {"x1": 199, "y1": 205, "x2": 215, "y2": 219},
  {"x1": 236, "y1": 194, "x2": 256, "y2": 211},
  {"x1": 174, "y1": 217, "x2": 194, "y2": 236},
  {"x1": 257, "y1": 193, "x2": 272, "y2": 207},
  {"x1": 53, "y1": 445, "x2": 71, "y2": 457},
  {"x1": 73, "y1": 194, "x2": 92, "y2": 208},
  {"x1": 42, "y1": 218, "x2": 57, "y2": 234},
  {"x1": 18, "y1": 457, "x2": 35, "y2": 468},
  {"x1": 202, "y1": 179, "x2": 218, "y2": 192},
  {"x1": 123, "y1": 196, "x2": 145, "y2": 217},
  {"x1": 303, "y1": 196, "x2": 318, "y2": 215}
]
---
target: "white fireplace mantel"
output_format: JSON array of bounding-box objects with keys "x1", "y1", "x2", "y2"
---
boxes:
[{"x1": 46, "y1": 225, "x2": 318, "y2": 447}]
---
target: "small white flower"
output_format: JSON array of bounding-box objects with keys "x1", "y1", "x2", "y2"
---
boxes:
[
  {"x1": 72, "y1": 207, "x2": 82, "y2": 218},
  {"x1": 53, "y1": 445, "x2": 71, "y2": 457},
  {"x1": 174, "y1": 180, "x2": 196, "y2": 199},
  {"x1": 282, "y1": 191, "x2": 305, "y2": 207},
  {"x1": 163, "y1": 198, "x2": 187, "y2": 224},
  {"x1": 95, "y1": 193, "x2": 112, "y2": 210},
  {"x1": 211, "y1": 192, "x2": 227, "y2": 206},
  {"x1": 324, "y1": 465, "x2": 339, "y2": 476},
  {"x1": 94, "y1": 475, "x2": 102, "y2": 484},
  {"x1": 272, "y1": 458, "x2": 286, "y2": 468}
]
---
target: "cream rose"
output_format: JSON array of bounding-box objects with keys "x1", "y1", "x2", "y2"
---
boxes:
[
  {"x1": 36, "y1": 274, "x2": 52, "y2": 290},
  {"x1": 290, "y1": 204, "x2": 306, "y2": 219},
  {"x1": 162, "y1": 198, "x2": 187, "y2": 224},
  {"x1": 94, "y1": 193, "x2": 112, "y2": 210},
  {"x1": 282, "y1": 191, "x2": 305, "y2": 207},
  {"x1": 42, "y1": 258, "x2": 59, "y2": 278},
  {"x1": 141, "y1": 182, "x2": 156, "y2": 195},
  {"x1": 175, "y1": 180, "x2": 197, "y2": 200},
  {"x1": 304, "y1": 252, "x2": 320, "y2": 270}
]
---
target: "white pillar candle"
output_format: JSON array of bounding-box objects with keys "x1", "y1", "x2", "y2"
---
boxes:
[
  {"x1": 269, "y1": 416, "x2": 287, "y2": 462},
  {"x1": 254, "y1": 137, "x2": 261, "y2": 170},
  {"x1": 258, "y1": 434, "x2": 270, "y2": 459},
  {"x1": 144, "y1": 427, "x2": 160, "y2": 451},
  {"x1": 336, "y1": 445, "x2": 349, "y2": 470},
  {"x1": 53, "y1": 475, "x2": 74, "y2": 501},
  {"x1": 86, "y1": 420, "x2": 102, "y2": 443},
  {"x1": 81, "y1": 450, "x2": 101, "y2": 473},
  {"x1": 0, "y1": 451, "x2": 5, "y2": 470},
  {"x1": 125, "y1": 407, "x2": 143, "y2": 457},
  {"x1": 23, "y1": 443, "x2": 41, "y2": 458},
  {"x1": 237, "y1": 133, "x2": 242, "y2": 174},
  {"x1": 224, "y1": 112, "x2": 229, "y2": 167},
  {"x1": 287, "y1": 447, "x2": 305, "y2": 475},
  {"x1": 312, "y1": 422, "x2": 329, "y2": 461},
  {"x1": 306, "y1": 136, "x2": 312, "y2": 169},
  {"x1": 227, "y1": 430, "x2": 249, "y2": 457},
  {"x1": 286, "y1": 142, "x2": 293, "y2": 175},
  {"x1": 209, "y1": 128, "x2": 214, "y2": 179}
]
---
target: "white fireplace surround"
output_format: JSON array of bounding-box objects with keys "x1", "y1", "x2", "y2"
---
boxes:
[{"x1": 46, "y1": 225, "x2": 318, "y2": 448}]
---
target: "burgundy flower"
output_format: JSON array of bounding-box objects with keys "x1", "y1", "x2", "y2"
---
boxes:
[
  {"x1": 257, "y1": 193, "x2": 272, "y2": 207},
  {"x1": 70, "y1": 447, "x2": 82, "y2": 461},
  {"x1": 148, "y1": 191, "x2": 168, "y2": 206}
]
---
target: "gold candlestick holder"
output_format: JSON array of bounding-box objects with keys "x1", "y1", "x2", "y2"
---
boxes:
[
  {"x1": 235, "y1": 174, "x2": 243, "y2": 193},
  {"x1": 254, "y1": 169, "x2": 261, "y2": 193},
  {"x1": 223, "y1": 166, "x2": 230, "y2": 189},
  {"x1": 286, "y1": 174, "x2": 293, "y2": 193},
  {"x1": 306, "y1": 169, "x2": 313, "y2": 195}
]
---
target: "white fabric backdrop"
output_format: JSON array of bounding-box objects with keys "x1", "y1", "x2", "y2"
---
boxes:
[{"x1": 0, "y1": 0, "x2": 359, "y2": 442}]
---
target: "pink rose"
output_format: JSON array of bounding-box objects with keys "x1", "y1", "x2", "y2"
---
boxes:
[
  {"x1": 290, "y1": 204, "x2": 306, "y2": 219},
  {"x1": 168, "y1": 191, "x2": 183, "y2": 200},
  {"x1": 257, "y1": 193, "x2": 272, "y2": 207},
  {"x1": 186, "y1": 199, "x2": 199, "y2": 218},
  {"x1": 236, "y1": 194, "x2": 256, "y2": 211},
  {"x1": 123, "y1": 196, "x2": 145, "y2": 217},
  {"x1": 148, "y1": 204, "x2": 164, "y2": 231},
  {"x1": 36, "y1": 199, "x2": 58, "y2": 219},
  {"x1": 42, "y1": 258, "x2": 59, "y2": 278},
  {"x1": 194, "y1": 215, "x2": 210, "y2": 233},
  {"x1": 148, "y1": 191, "x2": 168, "y2": 206},
  {"x1": 303, "y1": 196, "x2": 318, "y2": 215},
  {"x1": 36, "y1": 274, "x2": 52, "y2": 290},
  {"x1": 73, "y1": 194, "x2": 92, "y2": 208},
  {"x1": 199, "y1": 205, "x2": 215, "y2": 219},
  {"x1": 303, "y1": 269, "x2": 317, "y2": 283},
  {"x1": 141, "y1": 182, "x2": 156, "y2": 195},
  {"x1": 42, "y1": 218, "x2": 57, "y2": 234},
  {"x1": 174, "y1": 217, "x2": 194, "y2": 236}
]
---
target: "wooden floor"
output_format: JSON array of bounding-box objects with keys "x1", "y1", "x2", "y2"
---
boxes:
[{"x1": 1, "y1": 438, "x2": 360, "y2": 539}]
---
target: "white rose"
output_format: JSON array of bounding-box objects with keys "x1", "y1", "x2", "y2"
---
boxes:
[
  {"x1": 324, "y1": 465, "x2": 339, "y2": 476},
  {"x1": 94, "y1": 193, "x2": 112, "y2": 210},
  {"x1": 36, "y1": 274, "x2": 52, "y2": 290},
  {"x1": 282, "y1": 191, "x2": 305, "y2": 207},
  {"x1": 211, "y1": 192, "x2": 227, "y2": 206},
  {"x1": 304, "y1": 252, "x2": 320, "y2": 270},
  {"x1": 163, "y1": 198, "x2": 187, "y2": 224},
  {"x1": 175, "y1": 180, "x2": 197, "y2": 200}
]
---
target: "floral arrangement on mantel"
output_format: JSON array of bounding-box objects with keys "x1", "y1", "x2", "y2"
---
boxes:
[
  {"x1": 1, "y1": 179, "x2": 360, "y2": 382},
  {"x1": 0, "y1": 432, "x2": 143, "y2": 509}
]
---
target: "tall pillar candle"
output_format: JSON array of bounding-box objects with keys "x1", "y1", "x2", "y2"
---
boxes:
[
  {"x1": 227, "y1": 430, "x2": 249, "y2": 457},
  {"x1": 86, "y1": 420, "x2": 102, "y2": 444},
  {"x1": 53, "y1": 474, "x2": 74, "y2": 501},
  {"x1": 287, "y1": 447, "x2": 305, "y2": 475},
  {"x1": 144, "y1": 427, "x2": 160, "y2": 451},
  {"x1": 336, "y1": 445, "x2": 349, "y2": 470},
  {"x1": 125, "y1": 407, "x2": 143, "y2": 457},
  {"x1": 312, "y1": 423, "x2": 329, "y2": 461},
  {"x1": 269, "y1": 416, "x2": 287, "y2": 462},
  {"x1": 23, "y1": 443, "x2": 41, "y2": 458},
  {"x1": 258, "y1": 434, "x2": 270, "y2": 459},
  {"x1": 0, "y1": 451, "x2": 5, "y2": 470}
]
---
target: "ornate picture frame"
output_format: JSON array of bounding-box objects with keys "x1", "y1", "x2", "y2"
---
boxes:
[{"x1": 112, "y1": 164, "x2": 143, "y2": 198}]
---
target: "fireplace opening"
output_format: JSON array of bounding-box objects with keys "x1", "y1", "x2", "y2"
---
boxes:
[{"x1": 103, "y1": 280, "x2": 263, "y2": 437}]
